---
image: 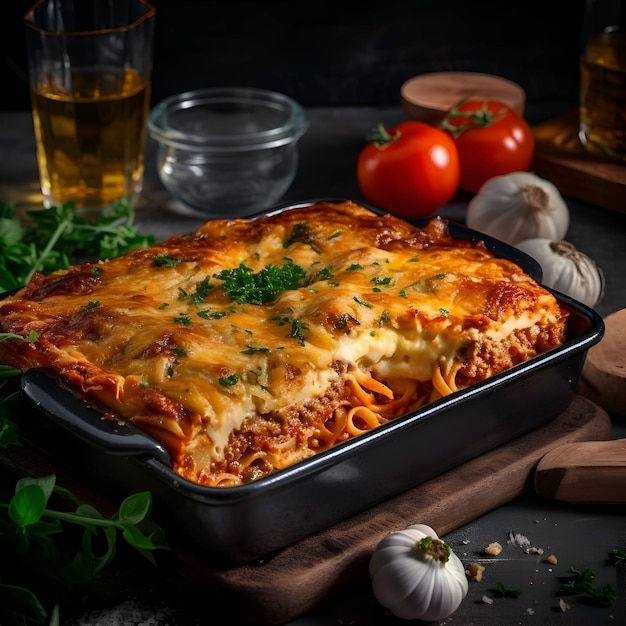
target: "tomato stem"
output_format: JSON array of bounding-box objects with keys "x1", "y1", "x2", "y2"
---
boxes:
[
  {"x1": 439, "y1": 97, "x2": 508, "y2": 139},
  {"x1": 366, "y1": 123, "x2": 400, "y2": 148}
]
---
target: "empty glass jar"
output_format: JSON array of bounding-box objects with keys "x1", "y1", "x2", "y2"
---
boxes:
[{"x1": 148, "y1": 87, "x2": 308, "y2": 216}]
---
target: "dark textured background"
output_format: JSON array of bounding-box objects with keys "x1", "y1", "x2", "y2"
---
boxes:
[{"x1": 3, "y1": 0, "x2": 584, "y2": 112}]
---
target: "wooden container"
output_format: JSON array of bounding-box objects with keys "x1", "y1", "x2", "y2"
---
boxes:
[{"x1": 400, "y1": 71, "x2": 526, "y2": 125}]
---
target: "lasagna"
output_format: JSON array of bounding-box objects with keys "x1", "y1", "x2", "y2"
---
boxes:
[{"x1": 0, "y1": 200, "x2": 569, "y2": 487}]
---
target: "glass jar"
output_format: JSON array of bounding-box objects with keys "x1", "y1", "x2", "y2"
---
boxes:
[
  {"x1": 148, "y1": 87, "x2": 308, "y2": 216},
  {"x1": 579, "y1": 0, "x2": 626, "y2": 161}
]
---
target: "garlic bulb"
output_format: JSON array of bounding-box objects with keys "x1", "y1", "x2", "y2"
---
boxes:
[
  {"x1": 466, "y1": 172, "x2": 570, "y2": 245},
  {"x1": 515, "y1": 238, "x2": 604, "y2": 307},
  {"x1": 369, "y1": 523, "x2": 468, "y2": 621}
]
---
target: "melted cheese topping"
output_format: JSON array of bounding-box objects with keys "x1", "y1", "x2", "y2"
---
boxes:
[{"x1": 0, "y1": 201, "x2": 569, "y2": 486}]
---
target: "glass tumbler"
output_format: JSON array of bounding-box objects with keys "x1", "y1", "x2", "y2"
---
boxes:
[
  {"x1": 579, "y1": 0, "x2": 626, "y2": 161},
  {"x1": 23, "y1": 0, "x2": 156, "y2": 211}
]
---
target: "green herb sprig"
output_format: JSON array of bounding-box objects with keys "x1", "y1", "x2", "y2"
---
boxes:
[
  {"x1": 0, "y1": 379, "x2": 169, "y2": 624},
  {"x1": 0, "y1": 200, "x2": 155, "y2": 292},
  {"x1": 0, "y1": 471, "x2": 169, "y2": 625},
  {"x1": 1, "y1": 474, "x2": 168, "y2": 570},
  {"x1": 215, "y1": 260, "x2": 307, "y2": 304},
  {"x1": 560, "y1": 565, "x2": 617, "y2": 607}
]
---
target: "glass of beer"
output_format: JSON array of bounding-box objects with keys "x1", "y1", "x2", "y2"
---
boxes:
[
  {"x1": 23, "y1": 0, "x2": 156, "y2": 211},
  {"x1": 579, "y1": 0, "x2": 626, "y2": 162}
]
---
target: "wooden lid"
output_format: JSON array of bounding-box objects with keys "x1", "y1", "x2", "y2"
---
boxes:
[{"x1": 400, "y1": 71, "x2": 526, "y2": 125}]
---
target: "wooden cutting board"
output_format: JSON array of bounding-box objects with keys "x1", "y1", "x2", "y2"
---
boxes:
[
  {"x1": 531, "y1": 109, "x2": 626, "y2": 213},
  {"x1": 5, "y1": 394, "x2": 612, "y2": 624},
  {"x1": 168, "y1": 395, "x2": 611, "y2": 624}
]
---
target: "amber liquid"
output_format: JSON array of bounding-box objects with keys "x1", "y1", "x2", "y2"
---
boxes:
[
  {"x1": 579, "y1": 31, "x2": 626, "y2": 161},
  {"x1": 31, "y1": 67, "x2": 151, "y2": 208}
]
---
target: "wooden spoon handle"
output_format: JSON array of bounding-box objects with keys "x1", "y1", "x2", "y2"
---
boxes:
[{"x1": 534, "y1": 439, "x2": 626, "y2": 504}]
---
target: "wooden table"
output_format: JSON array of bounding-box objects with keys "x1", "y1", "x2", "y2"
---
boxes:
[{"x1": 1, "y1": 107, "x2": 625, "y2": 625}]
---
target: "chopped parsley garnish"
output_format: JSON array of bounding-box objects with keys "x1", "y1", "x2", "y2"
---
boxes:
[
  {"x1": 379, "y1": 309, "x2": 391, "y2": 326},
  {"x1": 371, "y1": 275, "x2": 392, "y2": 292},
  {"x1": 178, "y1": 276, "x2": 215, "y2": 304},
  {"x1": 152, "y1": 254, "x2": 180, "y2": 268},
  {"x1": 219, "y1": 374, "x2": 240, "y2": 387},
  {"x1": 335, "y1": 313, "x2": 360, "y2": 330},
  {"x1": 353, "y1": 296, "x2": 372, "y2": 308},
  {"x1": 495, "y1": 582, "x2": 521, "y2": 598},
  {"x1": 439, "y1": 307, "x2": 450, "y2": 316},
  {"x1": 173, "y1": 314, "x2": 191, "y2": 325},
  {"x1": 283, "y1": 222, "x2": 320, "y2": 252},
  {"x1": 287, "y1": 319, "x2": 310, "y2": 345},
  {"x1": 215, "y1": 261, "x2": 307, "y2": 304},
  {"x1": 197, "y1": 308, "x2": 227, "y2": 320},
  {"x1": 371, "y1": 276, "x2": 392, "y2": 287},
  {"x1": 241, "y1": 345, "x2": 271, "y2": 355},
  {"x1": 347, "y1": 263, "x2": 363, "y2": 271},
  {"x1": 271, "y1": 315, "x2": 310, "y2": 345},
  {"x1": 85, "y1": 300, "x2": 100, "y2": 310},
  {"x1": 91, "y1": 266, "x2": 104, "y2": 277},
  {"x1": 314, "y1": 266, "x2": 335, "y2": 281}
]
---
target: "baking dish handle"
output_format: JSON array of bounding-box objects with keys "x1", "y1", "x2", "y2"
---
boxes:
[{"x1": 21, "y1": 369, "x2": 171, "y2": 466}]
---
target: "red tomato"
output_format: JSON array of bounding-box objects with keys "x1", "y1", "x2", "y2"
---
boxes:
[
  {"x1": 356, "y1": 121, "x2": 460, "y2": 218},
  {"x1": 439, "y1": 99, "x2": 535, "y2": 194}
]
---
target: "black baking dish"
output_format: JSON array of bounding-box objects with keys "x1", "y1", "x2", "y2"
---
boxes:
[{"x1": 11, "y1": 199, "x2": 604, "y2": 565}]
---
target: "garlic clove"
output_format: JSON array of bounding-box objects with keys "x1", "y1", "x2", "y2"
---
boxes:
[
  {"x1": 466, "y1": 172, "x2": 570, "y2": 245},
  {"x1": 370, "y1": 523, "x2": 468, "y2": 621},
  {"x1": 515, "y1": 238, "x2": 605, "y2": 308}
]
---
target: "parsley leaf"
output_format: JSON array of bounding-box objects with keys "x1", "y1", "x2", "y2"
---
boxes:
[
  {"x1": 219, "y1": 374, "x2": 240, "y2": 387},
  {"x1": 495, "y1": 582, "x2": 521, "y2": 598},
  {"x1": 152, "y1": 254, "x2": 180, "y2": 268},
  {"x1": 215, "y1": 261, "x2": 306, "y2": 304},
  {"x1": 283, "y1": 222, "x2": 320, "y2": 252},
  {"x1": 178, "y1": 276, "x2": 215, "y2": 304},
  {"x1": 271, "y1": 315, "x2": 310, "y2": 345},
  {"x1": 560, "y1": 565, "x2": 617, "y2": 607}
]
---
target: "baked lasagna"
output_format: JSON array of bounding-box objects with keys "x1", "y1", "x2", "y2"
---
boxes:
[{"x1": 0, "y1": 200, "x2": 569, "y2": 487}]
